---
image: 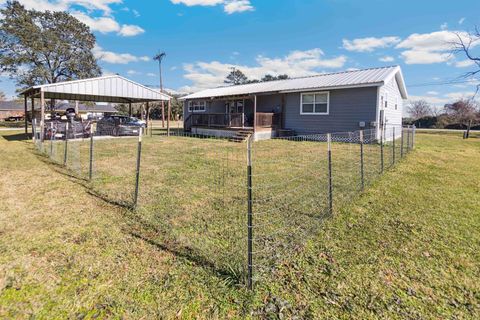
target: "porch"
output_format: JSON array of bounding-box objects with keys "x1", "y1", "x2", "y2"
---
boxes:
[{"x1": 184, "y1": 112, "x2": 281, "y2": 131}]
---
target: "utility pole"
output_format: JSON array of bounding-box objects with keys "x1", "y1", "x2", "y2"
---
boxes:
[{"x1": 154, "y1": 52, "x2": 166, "y2": 128}]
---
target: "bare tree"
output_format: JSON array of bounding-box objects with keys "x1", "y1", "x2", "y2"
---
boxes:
[
  {"x1": 407, "y1": 100, "x2": 433, "y2": 120},
  {"x1": 452, "y1": 27, "x2": 480, "y2": 94},
  {"x1": 0, "y1": 90, "x2": 5, "y2": 101},
  {"x1": 444, "y1": 99, "x2": 479, "y2": 138}
]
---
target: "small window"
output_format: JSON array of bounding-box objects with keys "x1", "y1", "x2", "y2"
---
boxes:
[
  {"x1": 385, "y1": 92, "x2": 388, "y2": 108},
  {"x1": 395, "y1": 97, "x2": 398, "y2": 110},
  {"x1": 301, "y1": 92, "x2": 329, "y2": 115},
  {"x1": 188, "y1": 101, "x2": 206, "y2": 112}
]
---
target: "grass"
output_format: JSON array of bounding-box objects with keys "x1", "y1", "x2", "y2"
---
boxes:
[{"x1": 0, "y1": 130, "x2": 479, "y2": 318}]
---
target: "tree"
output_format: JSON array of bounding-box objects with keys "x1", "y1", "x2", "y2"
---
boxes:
[
  {"x1": 261, "y1": 74, "x2": 289, "y2": 82},
  {"x1": 444, "y1": 99, "x2": 479, "y2": 137},
  {"x1": 407, "y1": 100, "x2": 432, "y2": 120},
  {"x1": 0, "y1": 1, "x2": 101, "y2": 92},
  {"x1": 452, "y1": 27, "x2": 480, "y2": 94},
  {"x1": 0, "y1": 90, "x2": 5, "y2": 101},
  {"x1": 224, "y1": 68, "x2": 249, "y2": 85}
]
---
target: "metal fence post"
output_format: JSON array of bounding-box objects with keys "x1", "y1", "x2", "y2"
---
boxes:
[
  {"x1": 359, "y1": 130, "x2": 364, "y2": 191},
  {"x1": 247, "y1": 135, "x2": 254, "y2": 290},
  {"x1": 400, "y1": 126, "x2": 404, "y2": 158},
  {"x1": 64, "y1": 122, "x2": 69, "y2": 166},
  {"x1": 134, "y1": 127, "x2": 143, "y2": 208},
  {"x1": 412, "y1": 125, "x2": 417, "y2": 149},
  {"x1": 327, "y1": 133, "x2": 333, "y2": 215},
  {"x1": 50, "y1": 122, "x2": 54, "y2": 157},
  {"x1": 392, "y1": 126, "x2": 396, "y2": 165},
  {"x1": 407, "y1": 126, "x2": 411, "y2": 153},
  {"x1": 380, "y1": 125, "x2": 384, "y2": 173},
  {"x1": 89, "y1": 124, "x2": 94, "y2": 181}
]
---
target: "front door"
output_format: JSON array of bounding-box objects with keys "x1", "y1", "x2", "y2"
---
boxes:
[{"x1": 225, "y1": 100, "x2": 245, "y2": 127}]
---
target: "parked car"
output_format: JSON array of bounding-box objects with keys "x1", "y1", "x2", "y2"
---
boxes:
[
  {"x1": 96, "y1": 115, "x2": 145, "y2": 136},
  {"x1": 44, "y1": 120, "x2": 92, "y2": 140},
  {"x1": 4, "y1": 116, "x2": 24, "y2": 122}
]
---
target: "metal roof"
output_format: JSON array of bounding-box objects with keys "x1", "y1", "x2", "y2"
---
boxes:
[
  {"x1": 22, "y1": 75, "x2": 171, "y2": 103},
  {"x1": 182, "y1": 66, "x2": 408, "y2": 100}
]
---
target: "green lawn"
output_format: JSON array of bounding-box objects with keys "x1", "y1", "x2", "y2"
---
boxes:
[{"x1": 0, "y1": 131, "x2": 479, "y2": 319}]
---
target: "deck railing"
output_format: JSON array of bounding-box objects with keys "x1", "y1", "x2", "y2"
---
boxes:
[
  {"x1": 255, "y1": 112, "x2": 281, "y2": 128},
  {"x1": 186, "y1": 112, "x2": 281, "y2": 130}
]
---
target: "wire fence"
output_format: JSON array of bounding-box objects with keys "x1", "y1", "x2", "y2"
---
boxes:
[{"x1": 32, "y1": 121, "x2": 416, "y2": 289}]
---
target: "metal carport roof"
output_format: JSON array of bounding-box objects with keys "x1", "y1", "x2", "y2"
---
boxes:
[{"x1": 21, "y1": 75, "x2": 171, "y2": 103}]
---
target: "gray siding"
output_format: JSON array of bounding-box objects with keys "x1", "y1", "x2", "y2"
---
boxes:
[{"x1": 284, "y1": 87, "x2": 378, "y2": 134}]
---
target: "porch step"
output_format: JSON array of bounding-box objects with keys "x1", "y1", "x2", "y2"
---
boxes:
[{"x1": 229, "y1": 131, "x2": 252, "y2": 143}]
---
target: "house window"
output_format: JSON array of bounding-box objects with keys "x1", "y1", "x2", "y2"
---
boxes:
[
  {"x1": 188, "y1": 101, "x2": 206, "y2": 112},
  {"x1": 300, "y1": 92, "x2": 329, "y2": 115}
]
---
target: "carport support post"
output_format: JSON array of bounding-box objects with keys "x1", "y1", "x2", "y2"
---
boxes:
[
  {"x1": 128, "y1": 102, "x2": 132, "y2": 117},
  {"x1": 167, "y1": 99, "x2": 171, "y2": 137},
  {"x1": 360, "y1": 130, "x2": 364, "y2": 191},
  {"x1": 24, "y1": 95, "x2": 28, "y2": 137},
  {"x1": 246, "y1": 135, "x2": 253, "y2": 290},
  {"x1": 134, "y1": 127, "x2": 143, "y2": 208},
  {"x1": 40, "y1": 90, "x2": 45, "y2": 142},
  {"x1": 89, "y1": 125, "x2": 94, "y2": 180},
  {"x1": 327, "y1": 133, "x2": 333, "y2": 215},
  {"x1": 64, "y1": 122, "x2": 69, "y2": 166},
  {"x1": 31, "y1": 97, "x2": 35, "y2": 140},
  {"x1": 145, "y1": 102, "x2": 150, "y2": 136}
]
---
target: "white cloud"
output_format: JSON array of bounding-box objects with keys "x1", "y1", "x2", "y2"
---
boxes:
[
  {"x1": 146, "y1": 73, "x2": 157, "y2": 77},
  {"x1": 118, "y1": 24, "x2": 145, "y2": 36},
  {"x1": 71, "y1": 11, "x2": 120, "y2": 34},
  {"x1": 440, "y1": 23, "x2": 448, "y2": 30},
  {"x1": 170, "y1": 0, "x2": 253, "y2": 14},
  {"x1": 379, "y1": 56, "x2": 395, "y2": 62},
  {"x1": 409, "y1": 90, "x2": 478, "y2": 107},
  {"x1": 396, "y1": 30, "x2": 477, "y2": 65},
  {"x1": 454, "y1": 59, "x2": 475, "y2": 68},
  {"x1": 3, "y1": 1, "x2": 144, "y2": 37},
  {"x1": 342, "y1": 36, "x2": 401, "y2": 52},
  {"x1": 93, "y1": 45, "x2": 150, "y2": 64},
  {"x1": 427, "y1": 91, "x2": 439, "y2": 95},
  {"x1": 127, "y1": 69, "x2": 140, "y2": 75},
  {"x1": 458, "y1": 17, "x2": 466, "y2": 25},
  {"x1": 224, "y1": 0, "x2": 253, "y2": 14},
  {"x1": 179, "y1": 48, "x2": 347, "y2": 92}
]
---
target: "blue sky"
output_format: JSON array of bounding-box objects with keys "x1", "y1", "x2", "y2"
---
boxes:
[{"x1": 1, "y1": 0, "x2": 479, "y2": 110}]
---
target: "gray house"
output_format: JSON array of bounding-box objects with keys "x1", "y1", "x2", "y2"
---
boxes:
[{"x1": 181, "y1": 66, "x2": 408, "y2": 140}]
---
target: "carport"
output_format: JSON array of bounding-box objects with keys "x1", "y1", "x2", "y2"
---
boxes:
[{"x1": 21, "y1": 75, "x2": 171, "y2": 140}]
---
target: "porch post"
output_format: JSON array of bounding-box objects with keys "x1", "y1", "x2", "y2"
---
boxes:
[
  {"x1": 253, "y1": 95, "x2": 257, "y2": 133},
  {"x1": 281, "y1": 93, "x2": 286, "y2": 129},
  {"x1": 167, "y1": 99, "x2": 171, "y2": 136},
  {"x1": 128, "y1": 102, "x2": 132, "y2": 116}
]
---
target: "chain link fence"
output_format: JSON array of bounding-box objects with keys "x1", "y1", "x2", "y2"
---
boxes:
[{"x1": 32, "y1": 122, "x2": 415, "y2": 289}]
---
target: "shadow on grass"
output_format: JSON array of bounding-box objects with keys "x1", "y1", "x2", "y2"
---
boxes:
[
  {"x1": 128, "y1": 230, "x2": 245, "y2": 288},
  {"x1": 1, "y1": 132, "x2": 31, "y2": 141},
  {"x1": 34, "y1": 148, "x2": 244, "y2": 287}
]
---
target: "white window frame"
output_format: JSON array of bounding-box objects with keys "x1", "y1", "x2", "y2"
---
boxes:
[
  {"x1": 300, "y1": 91, "x2": 330, "y2": 115},
  {"x1": 188, "y1": 101, "x2": 206, "y2": 113}
]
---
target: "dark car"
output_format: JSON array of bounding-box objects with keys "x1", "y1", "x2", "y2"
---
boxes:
[{"x1": 96, "y1": 115, "x2": 145, "y2": 136}]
